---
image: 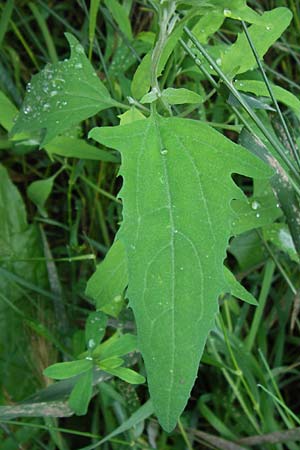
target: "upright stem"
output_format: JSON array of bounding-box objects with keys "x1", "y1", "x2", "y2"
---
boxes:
[{"x1": 151, "y1": 2, "x2": 176, "y2": 90}]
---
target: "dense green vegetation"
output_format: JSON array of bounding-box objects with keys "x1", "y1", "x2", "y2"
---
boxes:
[{"x1": 1, "y1": 0, "x2": 300, "y2": 448}]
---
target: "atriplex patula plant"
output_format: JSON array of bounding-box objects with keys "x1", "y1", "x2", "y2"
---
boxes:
[{"x1": 7, "y1": 0, "x2": 300, "y2": 433}]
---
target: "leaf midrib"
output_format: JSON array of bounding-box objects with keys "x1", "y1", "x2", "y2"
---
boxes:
[{"x1": 154, "y1": 115, "x2": 176, "y2": 428}]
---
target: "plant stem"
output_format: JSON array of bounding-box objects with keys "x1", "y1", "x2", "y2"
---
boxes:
[{"x1": 241, "y1": 21, "x2": 300, "y2": 171}]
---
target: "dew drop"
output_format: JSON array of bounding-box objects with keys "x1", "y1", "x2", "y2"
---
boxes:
[
  {"x1": 160, "y1": 148, "x2": 168, "y2": 155},
  {"x1": 251, "y1": 200, "x2": 260, "y2": 210},
  {"x1": 216, "y1": 58, "x2": 222, "y2": 66},
  {"x1": 88, "y1": 339, "x2": 95, "y2": 349},
  {"x1": 195, "y1": 58, "x2": 201, "y2": 65},
  {"x1": 113, "y1": 295, "x2": 122, "y2": 303},
  {"x1": 75, "y1": 44, "x2": 84, "y2": 54},
  {"x1": 86, "y1": 356, "x2": 93, "y2": 360},
  {"x1": 23, "y1": 105, "x2": 32, "y2": 115},
  {"x1": 43, "y1": 103, "x2": 50, "y2": 111},
  {"x1": 50, "y1": 90, "x2": 58, "y2": 97},
  {"x1": 276, "y1": 203, "x2": 280, "y2": 208},
  {"x1": 266, "y1": 25, "x2": 271, "y2": 31},
  {"x1": 256, "y1": 213, "x2": 260, "y2": 218},
  {"x1": 224, "y1": 8, "x2": 232, "y2": 17},
  {"x1": 75, "y1": 62, "x2": 83, "y2": 69},
  {"x1": 26, "y1": 82, "x2": 32, "y2": 93}
]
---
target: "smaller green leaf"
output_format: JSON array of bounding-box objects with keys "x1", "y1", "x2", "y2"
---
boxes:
[
  {"x1": 191, "y1": 12, "x2": 224, "y2": 44},
  {"x1": 68, "y1": 368, "x2": 93, "y2": 415},
  {"x1": 12, "y1": 33, "x2": 118, "y2": 145},
  {"x1": 162, "y1": 87, "x2": 203, "y2": 105},
  {"x1": 263, "y1": 224, "x2": 299, "y2": 263},
  {"x1": 45, "y1": 136, "x2": 119, "y2": 162},
  {"x1": 104, "y1": 0, "x2": 133, "y2": 40},
  {"x1": 131, "y1": 52, "x2": 152, "y2": 99},
  {"x1": 44, "y1": 359, "x2": 93, "y2": 380},
  {"x1": 92, "y1": 333, "x2": 137, "y2": 360},
  {"x1": 0, "y1": 91, "x2": 18, "y2": 131},
  {"x1": 98, "y1": 357, "x2": 124, "y2": 370},
  {"x1": 234, "y1": 79, "x2": 300, "y2": 117},
  {"x1": 85, "y1": 311, "x2": 107, "y2": 350},
  {"x1": 140, "y1": 89, "x2": 158, "y2": 104},
  {"x1": 103, "y1": 367, "x2": 145, "y2": 385},
  {"x1": 85, "y1": 240, "x2": 127, "y2": 317},
  {"x1": 27, "y1": 176, "x2": 55, "y2": 216},
  {"x1": 229, "y1": 231, "x2": 267, "y2": 271},
  {"x1": 224, "y1": 267, "x2": 258, "y2": 306},
  {"x1": 221, "y1": 8, "x2": 292, "y2": 76},
  {"x1": 118, "y1": 107, "x2": 146, "y2": 125}
]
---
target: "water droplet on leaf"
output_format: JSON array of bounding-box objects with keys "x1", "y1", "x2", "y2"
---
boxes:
[
  {"x1": 224, "y1": 8, "x2": 232, "y2": 17},
  {"x1": 251, "y1": 200, "x2": 260, "y2": 210}
]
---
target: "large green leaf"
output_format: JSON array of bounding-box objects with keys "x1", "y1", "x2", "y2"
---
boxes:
[
  {"x1": 89, "y1": 113, "x2": 271, "y2": 431},
  {"x1": 11, "y1": 33, "x2": 119, "y2": 146}
]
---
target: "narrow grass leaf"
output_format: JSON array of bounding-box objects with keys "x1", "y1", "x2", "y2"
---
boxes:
[
  {"x1": 82, "y1": 400, "x2": 153, "y2": 449},
  {"x1": 0, "y1": 0, "x2": 14, "y2": 48},
  {"x1": 89, "y1": 113, "x2": 271, "y2": 431},
  {"x1": 104, "y1": 0, "x2": 133, "y2": 41}
]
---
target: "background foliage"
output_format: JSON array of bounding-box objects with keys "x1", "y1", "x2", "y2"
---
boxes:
[{"x1": 1, "y1": 0, "x2": 300, "y2": 448}]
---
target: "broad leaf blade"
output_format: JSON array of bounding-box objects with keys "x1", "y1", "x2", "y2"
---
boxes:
[
  {"x1": 89, "y1": 115, "x2": 271, "y2": 431},
  {"x1": 11, "y1": 33, "x2": 118, "y2": 146}
]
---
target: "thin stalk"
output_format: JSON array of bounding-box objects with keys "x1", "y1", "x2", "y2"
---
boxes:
[
  {"x1": 178, "y1": 418, "x2": 194, "y2": 450},
  {"x1": 183, "y1": 26, "x2": 300, "y2": 187},
  {"x1": 241, "y1": 21, "x2": 300, "y2": 170},
  {"x1": 210, "y1": 339, "x2": 261, "y2": 434},
  {"x1": 245, "y1": 259, "x2": 275, "y2": 352},
  {"x1": 218, "y1": 316, "x2": 263, "y2": 420},
  {"x1": 258, "y1": 230, "x2": 297, "y2": 295}
]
